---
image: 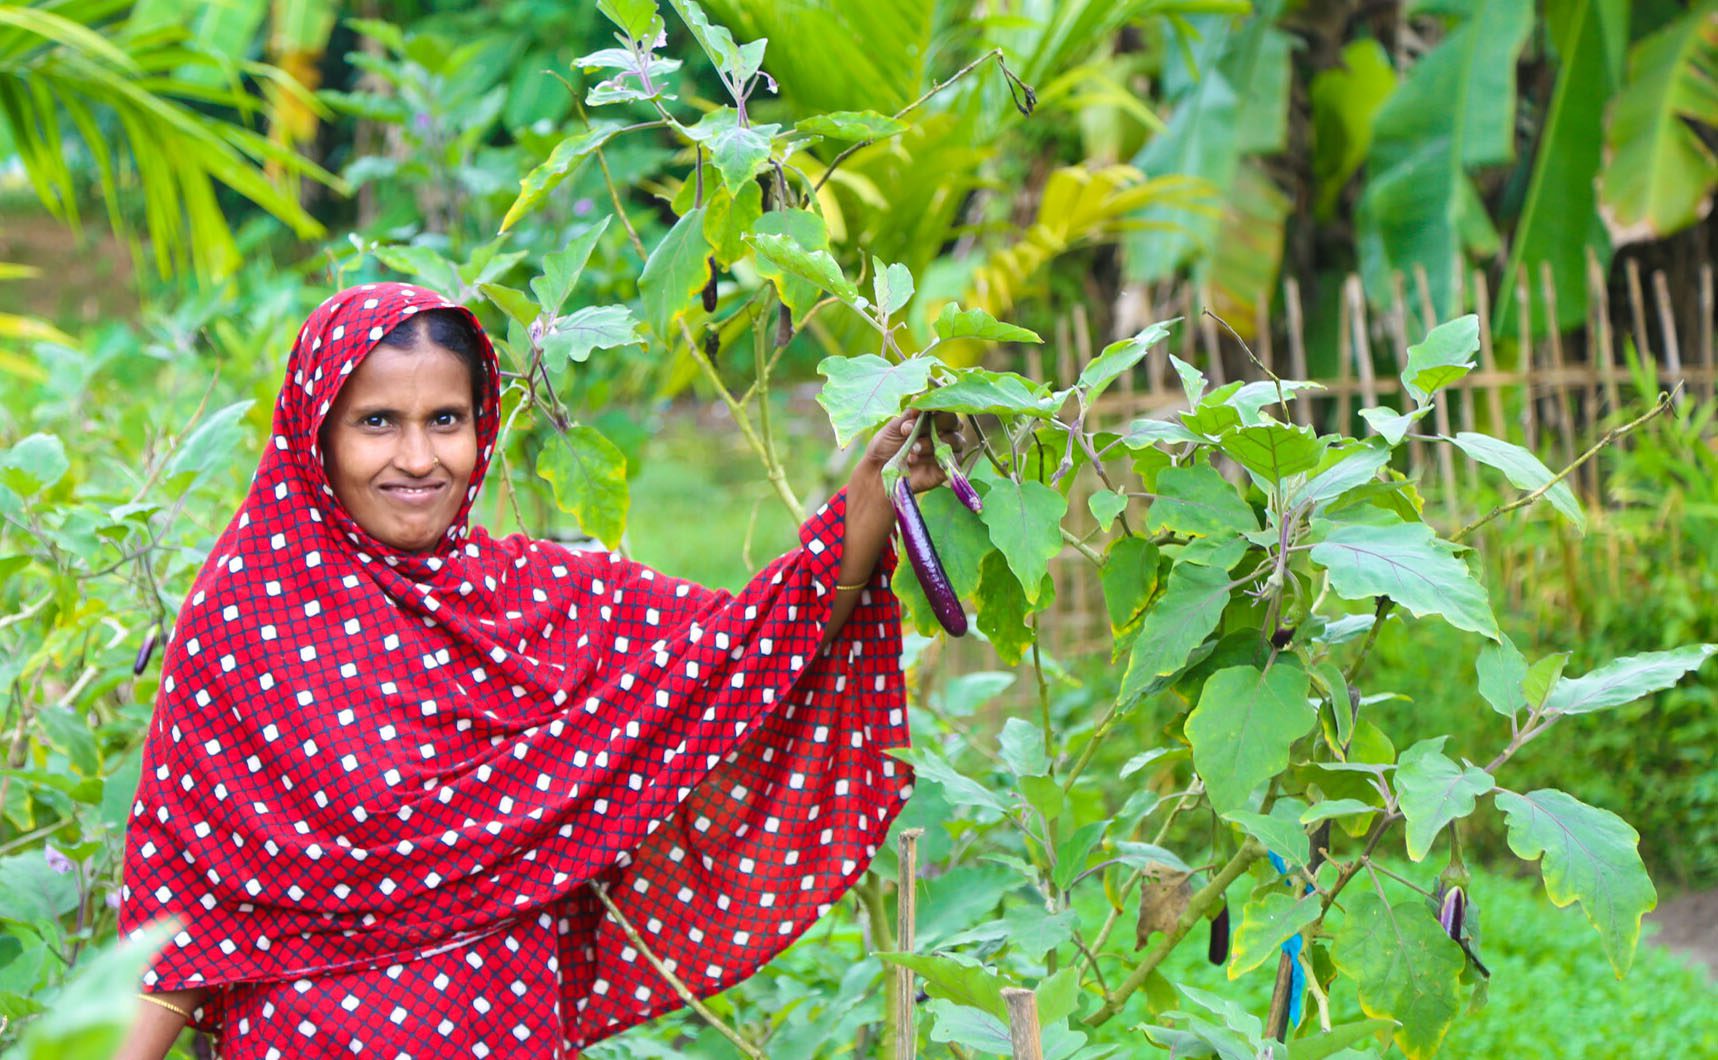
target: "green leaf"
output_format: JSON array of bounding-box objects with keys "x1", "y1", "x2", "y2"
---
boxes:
[
  {"x1": 1394, "y1": 737, "x2": 1494, "y2": 861},
  {"x1": 1476, "y1": 635, "x2": 1529, "y2": 718},
  {"x1": 0, "y1": 853, "x2": 80, "y2": 925},
  {"x1": 478, "y1": 282, "x2": 539, "y2": 329},
  {"x1": 1311, "y1": 38, "x2": 1396, "y2": 217},
  {"x1": 748, "y1": 210, "x2": 827, "y2": 318},
  {"x1": 1229, "y1": 891, "x2": 1321, "y2": 978},
  {"x1": 596, "y1": 0, "x2": 663, "y2": 40},
  {"x1": 1114, "y1": 841, "x2": 1191, "y2": 876},
  {"x1": 796, "y1": 109, "x2": 907, "y2": 141},
  {"x1": 1224, "y1": 380, "x2": 1326, "y2": 425},
  {"x1": 1144, "y1": 465, "x2": 1258, "y2": 538},
  {"x1": 701, "y1": 180, "x2": 763, "y2": 267},
  {"x1": 1522, "y1": 651, "x2": 1570, "y2": 708},
  {"x1": 0, "y1": 434, "x2": 68, "y2": 496},
  {"x1": 911, "y1": 370, "x2": 1059, "y2": 418},
  {"x1": 875, "y1": 952, "x2": 1007, "y2": 1020},
  {"x1": 886, "y1": 747, "x2": 1005, "y2": 817},
  {"x1": 1123, "y1": 416, "x2": 1204, "y2": 447},
  {"x1": 1332, "y1": 891, "x2": 1465, "y2": 1059},
  {"x1": 531, "y1": 217, "x2": 612, "y2": 319},
  {"x1": 1217, "y1": 422, "x2": 1328, "y2": 483},
  {"x1": 1051, "y1": 819, "x2": 1109, "y2": 891},
  {"x1": 1356, "y1": 0, "x2": 1533, "y2": 317},
  {"x1": 1598, "y1": 5, "x2": 1718, "y2": 240},
  {"x1": 932, "y1": 303, "x2": 1042, "y2": 344},
  {"x1": 976, "y1": 550, "x2": 1053, "y2": 667},
  {"x1": 1225, "y1": 807, "x2": 1311, "y2": 868},
  {"x1": 1019, "y1": 774, "x2": 1065, "y2": 825},
  {"x1": 1357, "y1": 404, "x2": 1432, "y2": 446},
  {"x1": 872, "y1": 258, "x2": 914, "y2": 318},
  {"x1": 1543, "y1": 644, "x2": 1718, "y2": 715},
  {"x1": 1401, "y1": 315, "x2": 1479, "y2": 404},
  {"x1": 541, "y1": 306, "x2": 643, "y2": 367},
  {"x1": 684, "y1": 108, "x2": 779, "y2": 193},
  {"x1": 1078, "y1": 320, "x2": 1174, "y2": 402},
  {"x1": 814, "y1": 354, "x2": 933, "y2": 449},
  {"x1": 1310, "y1": 660, "x2": 1355, "y2": 747},
  {"x1": 668, "y1": 0, "x2": 765, "y2": 86},
  {"x1": 1495, "y1": 788, "x2": 1657, "y2": 976},
  {"x1": 1287, "y1": 1019, "x2": 1399, "y2": 1060},
  {"x1": 166, "y1": 402, "x2": 254, "y2": 480},
  {"x1": 978, "y1": 479, "x2": 1067, "y2": 607},
  {"x1": 372, "y1": 245, "x2": 461, "y2": 293},
  {"x1": 1181, "y1": 401, "x2": 1244, "y2": 441},
  {"x1": 1187, "y1": 664, "x2": 1316, "y2": 816},
  {"x1": 1299, "y1": 799, "x2": 1378, "y2": 825},
  {"x1": 535, "y1": 426, "x2": 629, "y2": 548},
  {"x1": 1169, "y1": 353, "x2": 1207, "y2": 406},
  {"x1": 1117, "y1": 562, "x2": 1232, "y2": 705},
  {"x1": 1035, "y1": 966, "x2": 1083, "y2": 1026},
  {"x1": 1447, "y1": 431, "x2": 1585, "y2": 532},
  {"x1": 1496, "y1": 0, "x2": 1624, "y2": 335},
  {"x1": 501, "y1": 122, "x2": 627, "y2": 233},
  {"x1": 747, "y1": 232, "x2": 864, "y2": 308},
  {"x1": 34, "y1": 706, "x2": 97, "y2": 777},
  {"x1": 1310, "y1": 522, "x2": 1499, "y2": 640},
  {"x1": 1087, "y1": 489, "x2": 1128, "y2": 533},
  {"x1": 1101, "y1": 536, "x2": 1160, "y2": 660},
  {"x1": 997, "y1": 717, "x2": 1049, "y2": 778},
  {"x1": 638, "y1": 207, "x2": 709, "y2": 340}
]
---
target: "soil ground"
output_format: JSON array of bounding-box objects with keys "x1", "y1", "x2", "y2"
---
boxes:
[{"x1": 1647, "y1": 889, "x2": 1718, "y2": 979}]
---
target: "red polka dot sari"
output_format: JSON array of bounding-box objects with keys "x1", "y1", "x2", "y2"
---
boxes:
[{"x1": 118, "y1": 283, "x2": 913, "y2": 1057}]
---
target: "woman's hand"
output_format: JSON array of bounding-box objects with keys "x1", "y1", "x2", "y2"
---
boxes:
[{"x1": 860, "y1": 409, "x2": 969, "y2": 494}]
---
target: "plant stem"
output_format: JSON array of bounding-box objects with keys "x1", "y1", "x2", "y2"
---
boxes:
[
  {"x1": 590, "y1": 882, "x2": 764, "y2": 1058},
  {"x1": 1084, "y1": 841, "x2": 1262, "y2": 1026},
  {"x1": 1452, "y1": 387, "x2": 1678, "y2": 543}
]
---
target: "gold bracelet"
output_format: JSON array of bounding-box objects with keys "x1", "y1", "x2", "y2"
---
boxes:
[
  {"x1": 835, "y1": 580, "x2": 868, "y2": 591},
  {"x1": 136, "y1": 993, "x2": 193, "y2": 1020}
]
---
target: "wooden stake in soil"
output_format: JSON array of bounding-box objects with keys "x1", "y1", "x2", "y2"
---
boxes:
[
  {"x1": 1516, "y1": 269, "x2": 1538, "y2": 451},
  {"x1": 1625, "y1": 256, "x2": 1651, "y2": 372},
  {"x1": 1345, "y1": 275, "x2": 1379, "y2": 411},
  {"x1": 1335, "y1": 278, "x2": 1354, "y2": 430},
  {"x1": 894, "y1": 828, "x2": 925, "y2": 1060},
  {"x1": 1587, "y1": 247, "x2": 1621, "y2": 419},
  {"x1": 1002, "y1": 987, "x2": 1045, "y2": 1060},
  {"x1": 1387, "y1": 272, "x2": 1428, "y2": 479}
]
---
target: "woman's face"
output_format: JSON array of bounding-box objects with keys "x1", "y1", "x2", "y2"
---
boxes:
[{"x1": 320, "y1": 339, "x2": 478, "y2": 553}]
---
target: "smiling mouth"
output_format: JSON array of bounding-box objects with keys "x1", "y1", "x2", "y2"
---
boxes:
[{"x1": 379, "y1": 483, "x2": 447, "y2": 504}]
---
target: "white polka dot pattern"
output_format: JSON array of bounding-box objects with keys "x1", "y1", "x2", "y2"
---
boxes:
[{"x1": 118, "y1": 282, "x2": 914, "y2": 1055}]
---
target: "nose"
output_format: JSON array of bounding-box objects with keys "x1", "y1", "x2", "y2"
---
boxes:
[{"x1": 394, "y1": 426, "x2": 439, "y2": 477}]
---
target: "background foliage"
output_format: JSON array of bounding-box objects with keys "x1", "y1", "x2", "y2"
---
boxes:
[{"x1": 1, "y1": 0, "x2": 1715, "y2": 1056}]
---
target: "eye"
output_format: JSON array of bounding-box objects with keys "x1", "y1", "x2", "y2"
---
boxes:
[
  {"x1": 433, "y1": 410, "x2": 468, "y2": 428},
  {"x1": 359, "y1": 413, "x2": 390, "y2": 429}
]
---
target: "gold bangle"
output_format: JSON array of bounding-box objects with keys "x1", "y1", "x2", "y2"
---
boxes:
[
  {"x1": 835, "y1": 580, "x2": 868, "y2": 591},
  {"x1": 136, "y1": 993, "x2": 193, "y2": 1020}
]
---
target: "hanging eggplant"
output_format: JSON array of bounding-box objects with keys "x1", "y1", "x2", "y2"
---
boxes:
[{"x1": 890, "y1": 476, "x2": 967, "y2": 637}]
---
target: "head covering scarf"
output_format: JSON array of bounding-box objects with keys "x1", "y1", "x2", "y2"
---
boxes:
[{"x1": 119, "y1": 282, "x2": 912, "y2": 1049}]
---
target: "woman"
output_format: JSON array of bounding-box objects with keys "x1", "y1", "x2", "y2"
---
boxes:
[{"x1": 117, "y1": 282, "x2": 965, "y2": 1058}]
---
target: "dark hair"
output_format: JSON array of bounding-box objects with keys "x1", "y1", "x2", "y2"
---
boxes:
[{"x1": 376, "y1": 309, "x2": 488, "y2": 412}]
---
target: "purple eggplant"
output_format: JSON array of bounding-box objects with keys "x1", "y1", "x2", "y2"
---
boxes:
[
  {"x1": 702, "y1": 256, "x2": 719, "y2": 313},
  {"x1": 1208, "y1": 902, "x2": 1231, "y2": 965},
  {"x1": 890, "y1": 476, "x2": 967, "y2": 637},
  {"x1": 134, "y1": 625, "x2": 159, "y2": 676},
  {"x1": 1438, "y1": 885, "x2": 1466, "y2": 941}
]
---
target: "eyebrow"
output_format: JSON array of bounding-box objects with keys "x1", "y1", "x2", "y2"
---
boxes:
[{"x1": 347, "y1": 402, "x2": 472, "y2": 418}]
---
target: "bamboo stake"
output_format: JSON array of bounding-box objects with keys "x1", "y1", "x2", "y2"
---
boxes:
[
  {"x1": 1198, "y1": 280, "x2": 1226, "y2": 387},
  {"x1": 1540, "y1": 262, "x2": 1578, "y2": 474},
  {"x1": 1388, "y1": 272, "x2": 1428, "y2": 479},
  {"x1": 1701, "y1": 263, "x2": 1716, "y2": 403},
  {"x1": 1516, "y1": 269, "x2": 1538, "y2": 450},
  {"x1": 1284, "y1": 276, "x2": 1311, "y2": 427},
  {"x1": 1345, "y1": 275, "x2": 1379, "y2": 411},
  {"x1": 1336, "y1": 278, "x2": 1354, "y2": 430},
  {"x1": 1414, "y1": 263, "x2": 1459, "y2": 524},
  {"x1": 1472, "y1": 269, "x2": 1506, "y2": 438},
  {"x1": 1002, "y1": 988, "x2": 1045, "y2": 1060},
  {"x1": 1179, "y1": 284, "x2": 1197, "y2": 377},
  {"x1": 1651, "y1": 268, "x2": 1684, "y2": 378},
  {"x1": 1587, "y1": 247, "x2": 1621, "y2": 419},
  {"x1": 1145, "y1": 285, "x2": 1166, "y2": 402},
  {"x1": 894, "y1": 828, "x2": 925, "y2": 1060},
  {"x1": 1625, "y1": 256, "x2": 1651, "y2": 369},
  {"x1": 1452, "y1": 265, "x2": 1481, "y2": 499},
  {"x1": 1256, "y1": 293, "x2": 1275, "y2": 378}
]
